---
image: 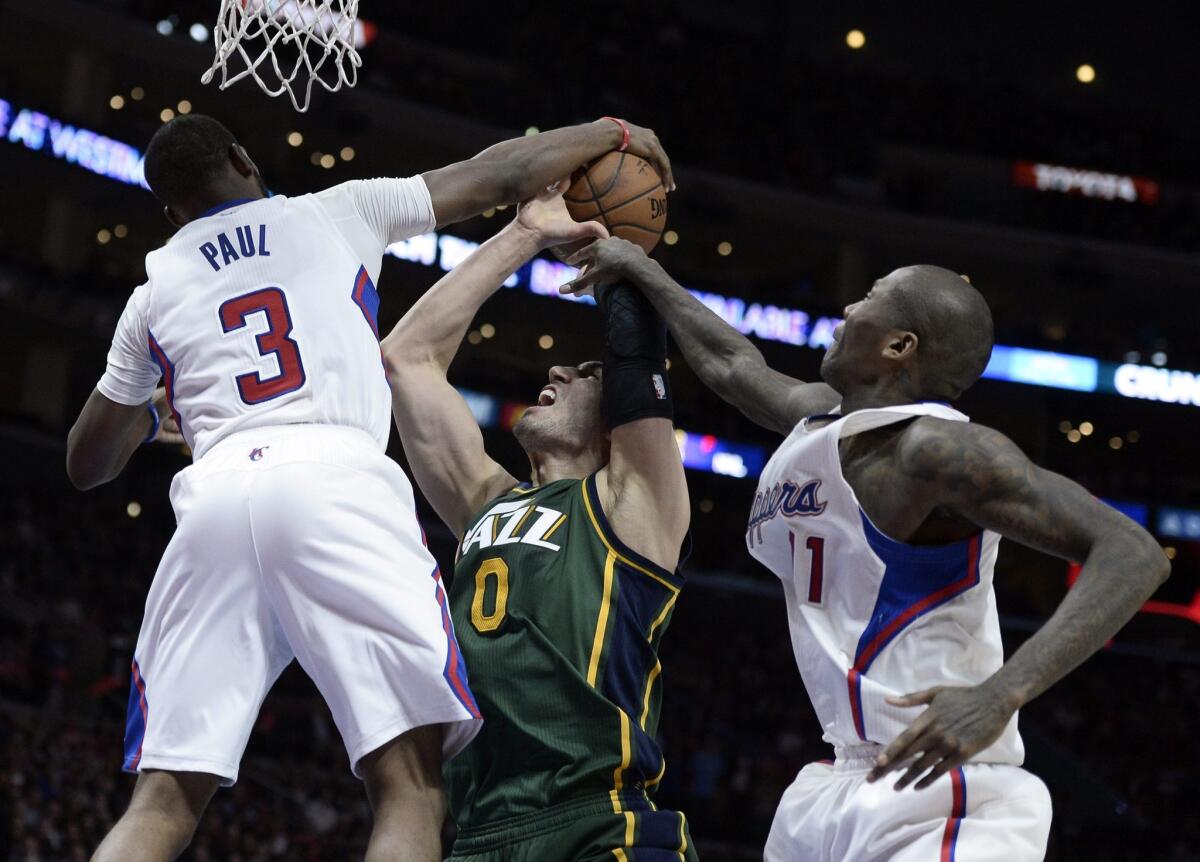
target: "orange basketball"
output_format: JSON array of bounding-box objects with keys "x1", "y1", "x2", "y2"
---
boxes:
[{"x1": 563, "y1": 151, "x2": 668, "y2": 253}]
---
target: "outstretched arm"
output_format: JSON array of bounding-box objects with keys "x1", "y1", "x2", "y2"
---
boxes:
[
  {"x1": 423, "y1": 118, "x2": 673, "y2": 228},
  {"x1": 563, "y1": 238, "x2": 839, "y2": 435},
  {"x1": 593, "y1": 283, "x2": 690, "y2": 572},
  {"x1": 870, "y1": 419, "x2": 1170, "y2": 790},
  {"x1": 381, "y1": 187, "x2": 607, "y2": 537}
]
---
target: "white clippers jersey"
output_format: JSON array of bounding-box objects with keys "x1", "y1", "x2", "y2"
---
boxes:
[
  {"x1": 97, "y1": 178, "x2": 436, "y2": 459},
  {"x1": 747, "y1": 403, "x2": 1023, "y2": 765}
]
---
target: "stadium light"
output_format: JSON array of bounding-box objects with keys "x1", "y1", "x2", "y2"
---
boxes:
[
  {"x1": 189, "y1": 23, "x2": 209, "y2": 42},
  {"x1": 1076, "y1": 64, "x2": 1096, "y2": 83},
  {"x1": 717, "y1": 241, "x2": 733, "y2": 256},
  {"x1": 846, "y1": 29, "x2": 866, "y2": 49},
  {"x1": 663, "y1": 230, "x2": 679, "y2": 246},
  {"x1": 109, "y1": 95, "x2": 125, "y2": 110},
  {"x1": 156, "y1": 19, "x2": 174, "y2": 36}
]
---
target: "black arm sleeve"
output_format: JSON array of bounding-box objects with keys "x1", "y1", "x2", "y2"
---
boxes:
[{"x1": 595, "y1": 280, "x2": 673, "y2": 430}]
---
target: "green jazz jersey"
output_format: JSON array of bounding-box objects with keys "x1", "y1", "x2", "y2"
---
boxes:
[{"x1": 445, "y1": 473, "x2": 686, "y2": 830}]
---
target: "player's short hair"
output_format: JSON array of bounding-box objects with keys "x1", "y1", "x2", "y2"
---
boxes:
[
  {"x1": 144, "y1": 115, "x2": 238, "y2": 206},
  {"x1": 891, "y1": 265, "x2": 994, "y2": 400}
]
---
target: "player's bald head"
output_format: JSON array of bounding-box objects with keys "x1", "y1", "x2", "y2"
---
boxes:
[{"x1": 887, "y1": 265, "x2": 994, "y2": 400}]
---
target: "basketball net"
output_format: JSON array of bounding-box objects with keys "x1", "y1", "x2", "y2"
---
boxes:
[{"x1": 201, "y1": 0, "x2": 367, "y2": 113}]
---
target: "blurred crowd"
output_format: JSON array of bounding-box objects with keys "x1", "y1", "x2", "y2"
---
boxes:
[{"x1": 3, "y1": 485, "x2": 1198, "y2": 861}]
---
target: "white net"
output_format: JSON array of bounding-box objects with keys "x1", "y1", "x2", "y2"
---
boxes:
[{"x1": 201, "y1": 0, "x2": 364, "y2": 113}]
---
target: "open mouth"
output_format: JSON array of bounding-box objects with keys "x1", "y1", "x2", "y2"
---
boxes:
[{"x1": 537, "y1": 386, "x2": 558, "y2": 407}]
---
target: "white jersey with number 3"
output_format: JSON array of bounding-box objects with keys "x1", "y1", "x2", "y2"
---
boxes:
[
  {"x1": 97, "y1": 178, "x2": 435, "y2": 459},
  {"x1": 746, "y1": 402, "x2": 1024, "y2": 765}
]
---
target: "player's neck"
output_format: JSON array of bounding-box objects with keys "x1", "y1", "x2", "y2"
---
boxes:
[
  {"x1": 838, "y1": 380, "x2": 922, "y2": 415},
  {"x1": 527, "y1": 449, "x2": 605, "y2": 487}
]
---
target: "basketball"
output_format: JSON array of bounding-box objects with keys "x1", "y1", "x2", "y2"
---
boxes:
[{"x1": 564, "y1": 151, "x2": 668, "y2": 253}]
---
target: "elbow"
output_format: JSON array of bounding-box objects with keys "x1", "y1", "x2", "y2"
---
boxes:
[
  {"x1": 65, "y1": 453, "x2": 103, "y2": 491},
  {"x1": 65, "y1": 428, "x2": 105, "y2": 490},
  {"x1": 1151, "y1": 545, "x2": 1172, "y2": 587},
  {"x1": 721, "y1": 349, "x2": 766, "y2": 396}
]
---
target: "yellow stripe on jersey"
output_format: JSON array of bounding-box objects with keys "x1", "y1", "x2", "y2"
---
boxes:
[
  {"x1": 612, "y1": 851, "x2": 628, "y2": 861},
  {"x1": 640, "y1": 662, "x2": 662, "y2": 729},
  {"x1": 639, "y1": 588, "x2": 678, "y2": 727},
  {"x1": 542, "y1": 512, "x2": 568, "y2": 542},
  {"x1": 587, "y1": 552, "x2": 618, "y2": 687},
  {"x1": 580, "y1": 481, "x2": 680, "y2": 596},
  {"x1": 677, "y1": 813, "x2": 690, "y2": 861},
  {"x1": 510, "y1": 504, "x2": 537, "y2": 536},
  {"x1": 623, "y1": 811, "x2": 636, "y2": 846},
  {"x1": 609, "y1": 707, "x2": 632, "y2": 813},
  {"x1": 645, "y1": 755, "x2": 666, "y2": 788}
]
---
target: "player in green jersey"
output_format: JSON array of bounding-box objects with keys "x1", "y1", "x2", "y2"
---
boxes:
[{"x1": 380, "y1": 183, "x2": 696, "y2": 862}]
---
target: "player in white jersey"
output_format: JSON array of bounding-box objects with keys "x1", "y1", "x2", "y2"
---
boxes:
[
  {"x1": 564, "y1": 240, "x2": 1170, "y2": 861},
  {"x1": 65, "y1": 113, "x2": 673, "y2": 862}
]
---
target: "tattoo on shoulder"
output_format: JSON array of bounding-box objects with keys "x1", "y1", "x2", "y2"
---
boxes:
[
  {"x1": 897, "y1": 420, "x2": 1033, "y2": 502},
  {"x1": 897, "y1": 419, "x2": 1109, "y2": 561}
]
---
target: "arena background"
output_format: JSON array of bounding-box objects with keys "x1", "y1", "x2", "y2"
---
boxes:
[{"x1": 2, "y1": 1, "x2": 1198, "y2": 859}]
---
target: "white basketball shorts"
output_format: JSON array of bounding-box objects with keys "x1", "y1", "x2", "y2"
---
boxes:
[
  {"x1": 765, "y1": 746, "x2": 1051, "y2": 861},
  {"x1": 122, "y1": 424, "x2": 481, "y2": 785}
]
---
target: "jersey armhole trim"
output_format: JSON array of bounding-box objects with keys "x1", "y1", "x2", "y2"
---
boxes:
[{"x1": 582, "y1": 474, "x2": 683, "y2": 593}]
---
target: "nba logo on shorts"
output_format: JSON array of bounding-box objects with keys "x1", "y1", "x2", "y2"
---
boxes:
[
  {"x1": 652, "y1": 374, "x2": 666, "y2": 400},
  {"x1": 249, "y1": 446, "x2": 269, "y2": 461}
]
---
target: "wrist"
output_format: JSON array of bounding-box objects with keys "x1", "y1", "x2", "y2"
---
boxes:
[
  {"x1": 502, "y1": 219, "x2": 546, "y2": 256},
  {"x1": 142, "y1": 401, "x2": 160, "y2": 444},
  {"x1": 593, "y1": 117, "x2": 625, "y2": 151},
  {"x1": 980, "y1": 672, "x2": 1028, "y2": 711}
]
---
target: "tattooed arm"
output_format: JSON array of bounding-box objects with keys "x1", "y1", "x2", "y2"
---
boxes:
[
  {"x1": 561, "y1": 237, "x2": 840, "y2": 435},
  {"x1": 869, "y1": 418, "x2": 1170, "y2": 791}
]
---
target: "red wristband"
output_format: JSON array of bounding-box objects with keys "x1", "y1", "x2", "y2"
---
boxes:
[{"x1": 601, "y1": 116, "x2": 630, "y2": 152}]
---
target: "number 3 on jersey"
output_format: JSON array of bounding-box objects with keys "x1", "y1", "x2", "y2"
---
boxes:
[{"x1": 219, "y1": 287, "x2": 306, "y2": 405}]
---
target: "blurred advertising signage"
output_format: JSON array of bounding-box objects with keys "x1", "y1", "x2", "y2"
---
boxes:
[
  {"x1": 1101, "y1": 498, "x2": 1150, "y2": 528},
  {"x1": 675, "y1": 430, "x2": 767, "y2": 478},
  {"x1": 0, "y1": 98, "x2": 147, "y2": 188},
  {"x1": 390, "y1": 236, "x2": 841, "y2": 350},
  {"x1": 982, "y1": 346, "x2": 1098, "y2": 392},
  {"x1": 456, "y1": 386, "x2": 768, "y2": 479},
  {"x1": 3, "y1": 100, "x2": 1191, "y2": 411},
  {"x1": 1011, "y1": 161, "x2": 1159, "y2": 205},
  {"x1": 1158, "y1": 507, "x2": 1200, "y2": 541},
  {"x1": 1110, "y1": 363, "x2": 1200, "y2": 407}
]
